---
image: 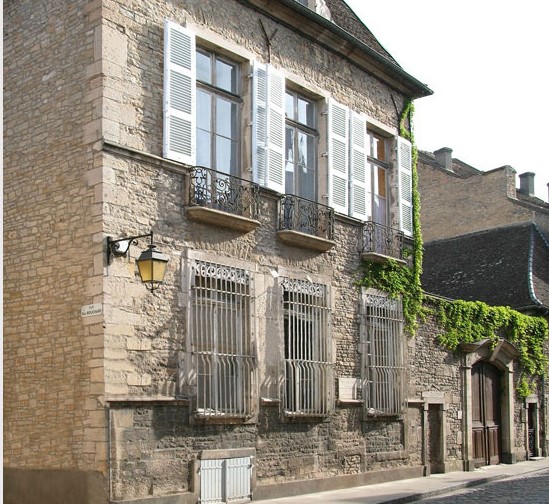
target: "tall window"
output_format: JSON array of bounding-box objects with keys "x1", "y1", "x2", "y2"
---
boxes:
[
  {"x1": 361, "y1": 288, "x2": 405, "y2": 415},
  {"x1": 190, "y1": 260, "x2": 255, "y2": 418},
  {"x1": 285, "y1": 91, "x2": 317, "y2": 201},
  {"x1": 196, "y1": 49, "x2": 240, "y2": 175},
  {"x1": 368, "y1": 131, "x2": 389, "y2": 225},
  {"x1": 282, "y1": 278, "x2": 332, "y2": 416}
]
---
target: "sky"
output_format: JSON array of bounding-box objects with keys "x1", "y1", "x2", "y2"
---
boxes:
[{"x1": 344, "y1": 0, "x2": 549, "y2": 202}]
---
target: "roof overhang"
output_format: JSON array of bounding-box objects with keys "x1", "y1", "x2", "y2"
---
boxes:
[{"x1": 238, "y1": 0, "x2": 433, "y2": 99}]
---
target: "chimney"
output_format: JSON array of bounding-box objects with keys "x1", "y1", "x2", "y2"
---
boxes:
[
  {"x1": 519, "y1": 172, "x2": 535, "y2": 197},
  {"x1": 434, "y1": 147, "x2": 453, "y2": 172}
]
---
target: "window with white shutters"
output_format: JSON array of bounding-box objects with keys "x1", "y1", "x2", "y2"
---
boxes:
[
  {"x1": 350, "y1": 112, "x2": 369, "y2": 221},
  {"x1": 252, "y1": 62, "x2": 285, "y2": 193},
  {"x1": 163, "y1": 20, "x2": 196, "y2": 165},
  {"x1": 361, "y1": 288, "x2": 406, "y2": 415},
  {"x1": 190, "y1": 260, "x2": 255, "y2": 418},
  {"x1": 282, "y1": 278, "x2": 333, "y2": 416},
  {"x1": 397, "y1": 137, "x2": 413, "y2": 236},
  {"x1": 327, "y1": 99, "x2": 349, "y2": 214}
]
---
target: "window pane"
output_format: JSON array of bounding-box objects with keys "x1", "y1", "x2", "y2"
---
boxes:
[
  {"x1": 196, "y1": 50, "x2": 212, "y2": 84},
  {"x1": 297, "y1": 96, "x2": 314, "y2": 128},
  {"x1": 216, "y1": 58, "x2": 237, "y2": 93},
  {"x1": 285, "y1": 127, "x2": 295, "y2": 193},
  {"x1": 216, "y1": 97, "x2": 237, "y2": 139},
  {"x1": 215, "y1": 136, "x2": 237, "y2": 174},
  {"x1": 197, "y1": 129, "x2": 211, "y2": 167},
  {"x1": 197, "y1": 90, "x2": 212, "y2": 131},
  {"x1": 285, "y1": 92, "x2": 294, "y2": 120},
  {"x1": 376, "y1": 166, "x2": 387, "y2": 198},
  {"x1": 298, "y1": 131, "x2": 315, "y2": 200}
]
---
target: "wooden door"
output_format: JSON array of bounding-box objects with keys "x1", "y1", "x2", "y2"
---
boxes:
[{"x1": 472, "y1": 361, "x2": 501, "y2": 467}]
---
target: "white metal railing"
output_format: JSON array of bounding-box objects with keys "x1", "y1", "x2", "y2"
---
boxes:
[
  {"x1": 191, "y1": 260, "x2": 255, "y2": 418},
  {"x1": 282, "y1": 278, "x2": 332, "y2": 416},
  {"x1": 362, "y1": 289, "x2": 405, "y2": 415}
]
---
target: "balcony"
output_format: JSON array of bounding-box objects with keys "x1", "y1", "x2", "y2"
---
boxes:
[
  {"x1": 186, "y1": 166, "x2": 261, "y2": 232},
  {"x1": 277, "y1": 195, "x2": 335, "y2": 252},
  {"x1": 361, "y1": 221, "x2": 406, "y2": 264}
]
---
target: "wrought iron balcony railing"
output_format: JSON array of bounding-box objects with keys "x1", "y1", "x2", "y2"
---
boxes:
[
  {"x1": 361, "y1": 221, "x2": 404, "y2": 261},
  {"x1": 279, "y1": 194, "x2": 335, "y2": 241},
  {"x1": 189, "y1": 166, "x2": 260, "y2": 220}
]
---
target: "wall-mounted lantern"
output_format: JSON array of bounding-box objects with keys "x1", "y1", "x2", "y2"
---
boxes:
[{"x1": 107, "y1": 232, "x2": 169, "y2": 291}]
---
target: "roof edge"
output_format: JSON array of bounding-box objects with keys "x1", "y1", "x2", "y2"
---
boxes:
[{"x1": 239, "y1": 0, "x2": 433, "y2": 98}]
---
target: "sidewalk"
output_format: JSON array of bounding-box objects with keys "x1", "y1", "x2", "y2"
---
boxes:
[{"x1": 259, "y1": 457, "x2": 549, "y2": 504}]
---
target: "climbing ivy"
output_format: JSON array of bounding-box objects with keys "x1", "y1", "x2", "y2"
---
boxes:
[
  {"x1": 358, "y1": 99, "x2": 423, "y2": 335},
  {"x1": 434, "y1": 298, "x2": 548, "y2": 398},
  {"x1": 357, "y1": 99, "x2": 549, "y2": 397}
]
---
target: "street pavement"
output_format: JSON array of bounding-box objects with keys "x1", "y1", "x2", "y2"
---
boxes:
[
  {"x1": 421, "y1": 466, "x2": 549, "y2": 503},
  {"x1": 259, "y1": 457, "x2": 549, "y2": 504}
]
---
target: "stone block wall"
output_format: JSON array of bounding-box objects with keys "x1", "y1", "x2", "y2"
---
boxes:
[
  {"x1": 4, "y1": 0, "x2": 107, "y2": 484},
  {"x1": 418, "y1": 161, "x2": 535, "y2": 242}
]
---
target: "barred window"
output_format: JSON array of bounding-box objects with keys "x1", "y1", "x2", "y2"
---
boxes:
[
  {"x1": 361, "y1": 288, "x2": 406, "y2": 415},
  {"x1": 282, "y1": 278, "x2": 332, "y2": 416},
  {"x1": 190, "y1": 260, "x2": 255, "y2": 418}
]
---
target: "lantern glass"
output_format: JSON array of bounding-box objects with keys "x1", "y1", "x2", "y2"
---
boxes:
[{"x1": 136, "y1": 245, "x2": 169, "y2": 286}]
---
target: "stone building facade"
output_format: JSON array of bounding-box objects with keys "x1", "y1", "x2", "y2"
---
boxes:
[
  {"x1": 418, "y1": 148, "x2": 549, "y2": 465},
  {"x1": 4, "y1": 1, "x2": 543, "y2": 504}
]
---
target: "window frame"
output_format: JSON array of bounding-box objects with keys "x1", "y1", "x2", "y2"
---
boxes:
[
  {"x1": 284, "y1": 89, "x2": 319, "y2": 201},
  {"x1": 184, "y1": 254, "x2": 257, "y2": 421},
  {"x1": 195, "y1": 47, "x2": 242, "y2": 176},
  {"x1": 281, "y1": 277, "x2": 333, "y2": 418},
  {"x1": 360, "y1": 287, "x2": 406, "y2": 416},
  {"x1": 367, "y1": 129, "x2": 392, "y2": 226}
]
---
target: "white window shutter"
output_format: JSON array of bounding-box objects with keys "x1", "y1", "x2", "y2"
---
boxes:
[
  {"x1": 252, "y1": 62, "x2": 285, "y2": 193},
  {"x1": 163, "y1": 20, "x2": 196, "y2": 165},
  {"x1": 349, "y1": 112, "x2": 369, "y2": 221},
  {"x1": 397, "y1": 137, "x2": 413, "y2": 236},
  {"x1": 328, "y1": 99, "x2": 349, "y2": 214},
  {"x1": 252, "y1": 62, "x2": 267, "y2": 186}
]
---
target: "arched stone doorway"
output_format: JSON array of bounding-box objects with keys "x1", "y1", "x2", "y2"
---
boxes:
[
  {"x1": 472, "y1": 361, "x2": 502, "y2": 467},
  {"x1": 461, "y1": 339, "x2": 519, "y2": 470}
]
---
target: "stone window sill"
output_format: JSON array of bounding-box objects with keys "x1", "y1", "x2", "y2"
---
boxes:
[
  {"x1": 277, "y1": 229, "x2": 335, "y2": 252},
  {"x1": 186, "y1": 206, "x2": 260, "y2": 233}
]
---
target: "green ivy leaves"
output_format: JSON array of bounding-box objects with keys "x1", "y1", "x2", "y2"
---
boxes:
[{"x1": 435, "y1": 298, "x2": 548, "y2": 397}]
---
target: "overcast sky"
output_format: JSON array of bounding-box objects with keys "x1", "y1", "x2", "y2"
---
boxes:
[{"x1": 344, "y1": 0, "x2": 549, "y2": 202}]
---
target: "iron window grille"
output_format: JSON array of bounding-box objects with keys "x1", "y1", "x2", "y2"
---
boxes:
[
  {"x1": 361, "y1": 288, "x2": 406, "y2": 415},
  {"x1": 190, "y1": 260, "x2": 255, "y2": 418},
  {"x1": 282, "y1": 278, "x2": 333, "y2": 417}
]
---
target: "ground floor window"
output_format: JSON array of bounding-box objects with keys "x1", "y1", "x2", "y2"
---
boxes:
[
  {"x1": 190, "y1": 260, "x2": 255, "y2": 418},
  {"x1": 282, "y1": 277, "x2": 332, "y2": 416},
  {"x1": 361, "y1": 288, "x2": 405, "y2": 415}
]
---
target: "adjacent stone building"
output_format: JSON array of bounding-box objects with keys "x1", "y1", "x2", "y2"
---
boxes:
[
  {"x1": 4, "y1": 1, "x2": 546, "y2": 504},
  {"x1": 419, "y1": 149, "x2": 549, "y2": 464}
]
